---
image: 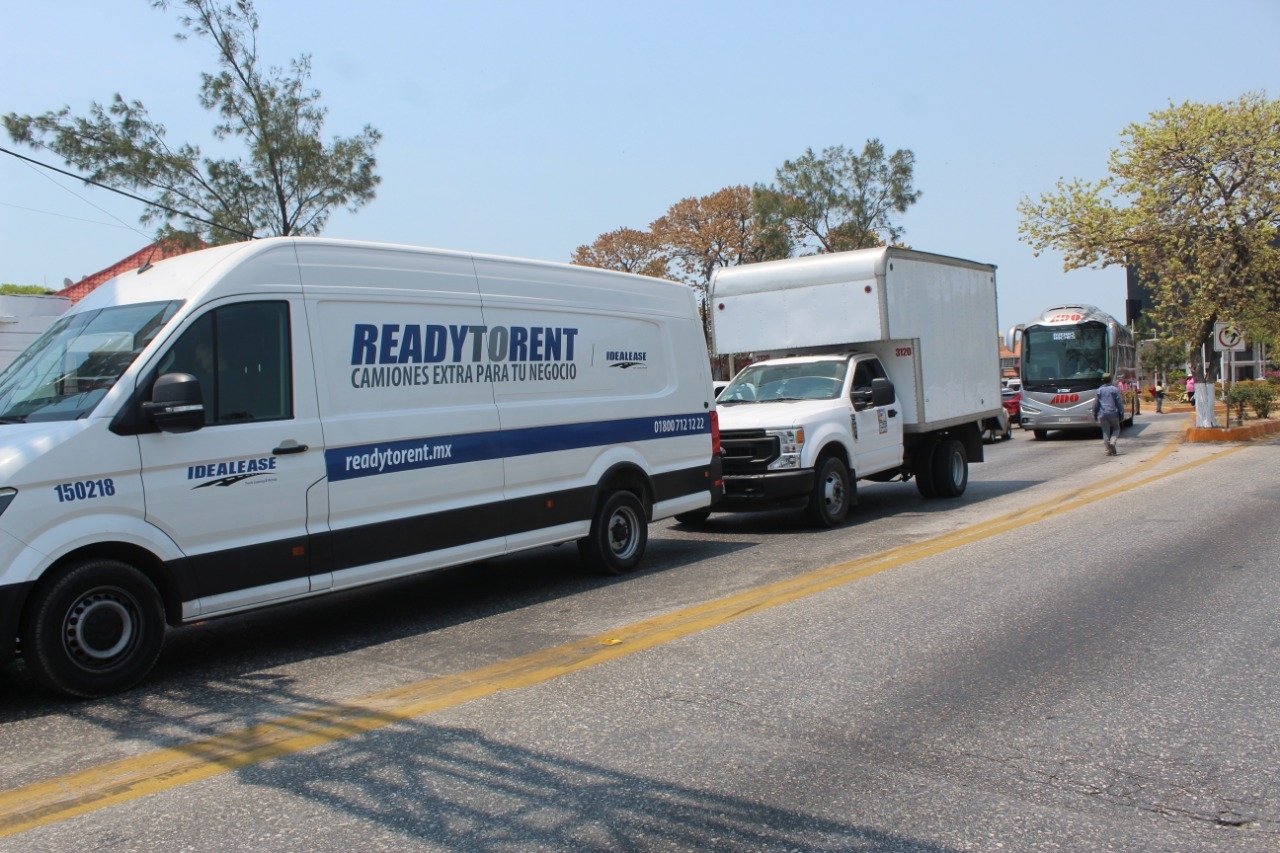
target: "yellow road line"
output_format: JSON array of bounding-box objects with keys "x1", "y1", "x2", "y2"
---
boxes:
[{"x1": 0, "y1": 437, "x2": 1243, "y2": 838}]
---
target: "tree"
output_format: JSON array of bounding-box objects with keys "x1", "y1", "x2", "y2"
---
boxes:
[
  {"x1": 4, "y1": 0, "x2": 381, "y2": 246},
  {"x1": 571, "y1": 227, "x2": 670, "y2": 279},
  {"x1": 650, "y1": 185, "x2": 790, "y2": 297},
  {"x1": 754, "y1": 141, "x2": 921, "y2": 254},
  {"x1": 1018, "y1": 92, "x2": 1280, "y2": 410},
  {"x1": 1138, "y1": 336, "x2": 1188, "y2": 386}
]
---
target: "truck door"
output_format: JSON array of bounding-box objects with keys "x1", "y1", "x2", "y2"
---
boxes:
[
  {"x1": 849, "y1": 357, "x2": 903, "y2": 475},
  {"x1": 137, "y1": 298, "x2": 327, "y2": 616}
]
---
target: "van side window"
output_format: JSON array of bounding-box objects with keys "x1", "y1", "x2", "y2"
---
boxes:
[{"x1": 160, "y1": 302, "x2": 292, "y2": 425}]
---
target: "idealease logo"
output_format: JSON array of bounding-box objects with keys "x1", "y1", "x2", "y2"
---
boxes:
[{"x1": 607, "y1": 350, "x2": 648, "y2": 369}]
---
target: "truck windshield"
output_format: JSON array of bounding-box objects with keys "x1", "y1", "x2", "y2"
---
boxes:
[
  {"x1": 0, "y1": 300, "x2": 182, "y2": 423},
  {"x1": 719, "y1": 360, "x2": 848, "y2": 403}
]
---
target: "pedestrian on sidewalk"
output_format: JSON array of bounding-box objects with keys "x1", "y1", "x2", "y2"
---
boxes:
[
  {"x1": 1154, "y1": 382, "x2": 1165, "y2": 413},
  {"x1": 1185, "y1": 374, "x2": 1195, "y2": 404},
  {"x1": 1093, "y1": 373, "x2": 1124, "y2": 456}
]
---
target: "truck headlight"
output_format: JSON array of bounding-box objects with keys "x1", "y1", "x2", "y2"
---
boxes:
[
  {"x1": 766, "y1": 427, "x2": 804, "y2": 470},
  {"x1": 0, "y1": 488, "x2": 15, "y2": 517}
]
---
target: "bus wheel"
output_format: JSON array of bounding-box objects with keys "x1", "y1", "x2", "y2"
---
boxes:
[
  {"x1": 931, "y1": 438, "x2": 969, "y2": 498},
  {"x1": 1033, "y1": 429, "x2": 1048, "y2": 441},
  {"x1": 579, "y1": 490, "x2": 648, "y2": 576},
  {"x1": 806, "y1": 455, "x2": 852, "y2": 527},
  {"x1": 914, "y1": 441, "x2": 938, "y2": 498},
  {"x1": 20, "y1": 559, "x2": 166, "y2": 699}
]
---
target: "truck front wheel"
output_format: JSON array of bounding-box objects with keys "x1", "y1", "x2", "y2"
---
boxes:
[
  {"x1": 806, "y1": 456, "x2": 852, "y2": 527},
  {"x1": 932, "y1": 438, "x2": 969, "y2": 498},
  {"x1": 20, "y1": 559, "x2": 166, "y2": 698}
]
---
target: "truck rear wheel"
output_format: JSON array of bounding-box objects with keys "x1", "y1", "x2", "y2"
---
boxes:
[
  {"x1": 932, "y1": 438, "x2": 969, "y2": 498},
  {"x1": 578, "y1": 490, "x2": 648, "y2": 576},
  {"x1": 806, "y1": 456, "x2": 851, "y2": 527},
  {"x1": 20, "y1": 559, "x2": 166, "y2": 699}
]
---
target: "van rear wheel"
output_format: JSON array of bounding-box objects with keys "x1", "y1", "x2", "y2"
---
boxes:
[
  {"x1": 20, "y1": 559, "x2": 166, "y2": 698},
  {"x1": 579, "y1": 490, "x2": 648, "y2": 576}
]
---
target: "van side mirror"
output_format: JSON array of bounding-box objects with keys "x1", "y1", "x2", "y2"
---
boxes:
[
  {"x1": 142, "y1": 372, "x2": 205, "y2": 433},
  {"x1": 870, "y1": 377, "x2": 895, "y2": 407}
]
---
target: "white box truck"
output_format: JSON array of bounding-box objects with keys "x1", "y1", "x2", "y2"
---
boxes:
[
  {"x1": 703, "y1": 247, "x2": 1004, "y2": 526},
  {"x1": 0, "y1": 237, "x2": 722, "y2": 697}
]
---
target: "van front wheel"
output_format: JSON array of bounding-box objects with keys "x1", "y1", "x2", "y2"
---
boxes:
[
  {"x1": 21, "y1": 559, "x2": 166, "y2": 699},
  {"x1": 579, "y1": 490, "x2": 648, "y2": 576}
]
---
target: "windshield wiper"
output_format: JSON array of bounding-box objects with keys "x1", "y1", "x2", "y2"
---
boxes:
[{"x1": 0, "y1": 415, "x2": 28, "y2": 424}]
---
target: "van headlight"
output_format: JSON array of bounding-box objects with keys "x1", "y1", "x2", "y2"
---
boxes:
[
  {"x1": 0, "y1": 488, "x2": 15, "y2": 517},
  {"x1": 766, "y1": 427, "x2": 804, "y2": 470}
]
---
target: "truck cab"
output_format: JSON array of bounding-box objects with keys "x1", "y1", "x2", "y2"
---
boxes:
[{"x1": 715, "y1": 352, "x2": 901, "y2": 526}]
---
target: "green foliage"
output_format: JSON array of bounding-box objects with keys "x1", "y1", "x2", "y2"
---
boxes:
[
  {"x1": 1226, "y1": 380, "x2": 1275, "y2": 419},
  {"x1": 1138, "y1": 337, "x2": 1187, "y2": 380},
  {"x1": 3, "y1": 0, "x2": 380, "y2": 246},
  {"x1": 0, "y1": 284, "x2": 53, "y2": 295},
  {"x1": 753, "y1": 141, "x2": 920, "y2": 254},
  {"x1": 1018, "y1": 93, "x2": 1280, "y2": 379}
]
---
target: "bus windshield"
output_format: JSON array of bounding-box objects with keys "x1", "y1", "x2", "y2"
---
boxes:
[
  {"x1": 1021, "y1": 322, "x2": 1109, "y2": 391},
  {"x1": 0, "y1": 300, "x2": 182, "y2": 424}
]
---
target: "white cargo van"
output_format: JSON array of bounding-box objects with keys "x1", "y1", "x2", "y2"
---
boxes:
[{"x1": 0, "y1": 237, "x2": 722, "y2": 697}]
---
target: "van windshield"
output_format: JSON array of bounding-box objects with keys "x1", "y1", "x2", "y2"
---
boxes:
[{"x1": 0, "y1": 300, "x2": 182, "y2": 423}]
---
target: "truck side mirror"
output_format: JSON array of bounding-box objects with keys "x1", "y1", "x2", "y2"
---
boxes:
[
  {"x1": 870, "y1": 377, "x2": 895, "y2": 407},
  {"x1": 142, "y1": 372, "x2": 206, "y2": 433}
]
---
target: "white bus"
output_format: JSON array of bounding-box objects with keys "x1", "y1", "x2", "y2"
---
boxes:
[{"x1": 1009, "y1": 304, "x2": 1138, "y2": 440}]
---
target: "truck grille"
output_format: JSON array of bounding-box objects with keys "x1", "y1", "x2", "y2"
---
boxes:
[{"x1": 719, "y1": 429, "x2": 780, "y2": 474}]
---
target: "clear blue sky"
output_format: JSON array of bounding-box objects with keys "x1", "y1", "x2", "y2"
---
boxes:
[{"x1": 2, "y1": 0, "x2": 1277, "y2": 333}]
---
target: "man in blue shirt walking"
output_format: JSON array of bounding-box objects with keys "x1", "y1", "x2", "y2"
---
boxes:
[{"x1": 1092, "y1": 373, "x2": 1125, "y2": 456}]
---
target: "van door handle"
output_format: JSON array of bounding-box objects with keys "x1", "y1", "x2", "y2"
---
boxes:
[
  {"x1": 273, "y1": 442, "x2": 309, "y2": 454},
  {"x1": 888, "y1": 409, "x2": 898, "y2": 417}
]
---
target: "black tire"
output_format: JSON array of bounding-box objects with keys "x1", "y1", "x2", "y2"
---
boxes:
[
  {"x1": 806, "y1": 456, "x2": 852, "y2": 527},
  {"x1": 1033, "y1": 429, "x2": 1048, "y2": 441},
  {"x1": 914, "y1": 440, "x2": 938, "y2": 498},
  {"x1": 674, "y1": 510, "x2": 711, "y2": 525},
  {"x1": 20, "y1": 559, "x2": 166, "y2": 699},
  {"x1": 931, "y1": 438, "x2": 969, "y2": 498},
  {"x1": 578, "y1": 490, "x2": 648, "y2": 576}
]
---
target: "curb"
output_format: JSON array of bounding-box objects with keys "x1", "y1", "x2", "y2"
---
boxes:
[{"x1": 1184, "y1": 413, "x2": 1280, "y2": 443}]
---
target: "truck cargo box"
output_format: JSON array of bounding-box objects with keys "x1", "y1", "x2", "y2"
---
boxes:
[{"x1": 711, "y1": 247, "x2": 1002, "y2": 428}]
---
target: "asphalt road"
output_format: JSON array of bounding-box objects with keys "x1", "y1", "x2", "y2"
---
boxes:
[{"x1": 1, "y1": 413, "x2": 1277, "y2": 852}]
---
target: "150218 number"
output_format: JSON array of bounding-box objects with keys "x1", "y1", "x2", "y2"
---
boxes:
[{"x1": 53, "y1": 478, "x2": 116, "y2": 503}]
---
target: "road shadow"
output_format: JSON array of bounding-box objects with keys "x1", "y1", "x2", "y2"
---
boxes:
[{"x1": 8, "y1": 669, "x2": 963, "y2": 852}]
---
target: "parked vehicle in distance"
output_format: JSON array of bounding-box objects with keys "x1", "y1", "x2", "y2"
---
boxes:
[
  {"x1": 983, "y1": 407, "x2": 1012, "y2": 443},
  {"x1": 0, "y1": 237, "x2": 723, "y2": 698},
  {"x1": 1002, "y1": 386, "x2": 1022, "y2": 423}
]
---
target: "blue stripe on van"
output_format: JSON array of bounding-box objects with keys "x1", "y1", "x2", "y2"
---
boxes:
[{"x1": 324, "y1": 412, "x2": 711, "y2": 482}]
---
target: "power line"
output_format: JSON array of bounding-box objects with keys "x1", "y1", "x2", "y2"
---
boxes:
[{"x1": 0, "y1": 145, "x2": 253, "y2": 240}]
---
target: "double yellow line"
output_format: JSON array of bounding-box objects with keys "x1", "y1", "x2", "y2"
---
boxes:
[{"x1": 0, "y1": 436, "x2": 1240, "y2": 837}]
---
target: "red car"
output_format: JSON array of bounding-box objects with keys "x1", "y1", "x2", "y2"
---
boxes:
[{"x1": 1002, "y1": 387, "x2": 1022, "y2": 423}]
